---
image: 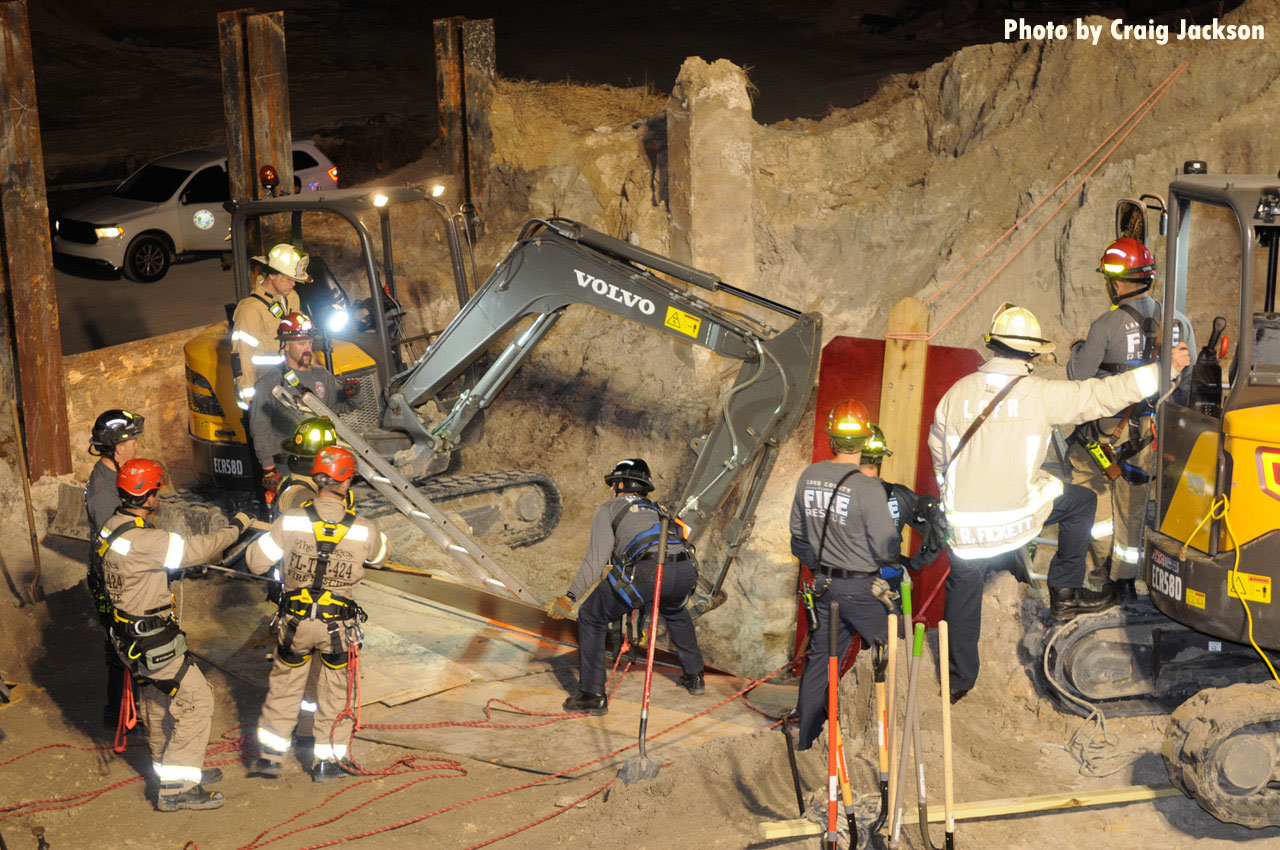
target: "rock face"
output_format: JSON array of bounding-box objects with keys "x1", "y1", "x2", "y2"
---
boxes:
[{"x1": 453, "y1": 0, "x2": 1280, "y2": 675}]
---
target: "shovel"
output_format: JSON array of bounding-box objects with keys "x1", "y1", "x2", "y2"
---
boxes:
[
  {"x1": 617, "y1": 517, "x2": 670, "y2": 786},
  {"x1": 825, "y1": 600, "x2": 839, "y2": 850}
]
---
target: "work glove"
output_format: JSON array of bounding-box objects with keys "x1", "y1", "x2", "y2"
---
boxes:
[
  {"x1": 262, "y1": 467, "x2": 281, "y2": 494},
  {"x1": 880, "y1": 562, "x2": 905, "y2": 583},
  {"x1": 341, "y1": 377, "x2": 361, "y2": 401},
  {"x1": 180, "y1": 564, "x2": 209, "y2": 580},
  {"x1": 546, "y1": 594, "x2": 574, "y2": 620},
  {"x1": 230, "y1": 511, "x2": 253, "y2": 535},
  {"x1": 265, "y1": 567, "x2": 283, "y2": 606}
]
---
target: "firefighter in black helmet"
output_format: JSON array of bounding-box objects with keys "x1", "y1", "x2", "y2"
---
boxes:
[
  {"x1": 85, "y1": 408, "x2": 145, "y2": 729},
  {"x1": 548, "y1": 458, "x2": 705, "y2": 716}
]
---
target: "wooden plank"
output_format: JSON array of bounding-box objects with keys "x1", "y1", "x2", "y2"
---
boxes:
[
  {"x1": 0, "y1": 0, "x2": 70, "y2": 478},
  {"x1": 877, "y1": 297, "x2": 929, "y2": 554},
  {"x1": 433, "y1": 16, "x2": 465, "y2": 202},
  {"x1": 247, "y1": 11, "x2": 292, "y2": 198},
  {"x1": 218, "y1": 8, "x2": 255, "y2": 204},
  {"x1": 900, "y1": 783, "x2": 1181, "y2": 824},
  {"x1": 460, "y1": 18, "x2": 494, "y2": 211},
  {"x1": 759, "y1": 818, "x2": 821, "y2": 839}
]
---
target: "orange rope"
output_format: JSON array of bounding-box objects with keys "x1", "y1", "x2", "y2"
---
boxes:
[{"x1": 888, "y1": 59, "x2": 1189, "y2": 343}]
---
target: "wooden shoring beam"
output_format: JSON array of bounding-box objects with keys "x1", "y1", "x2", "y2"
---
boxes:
[
  {"x1": 460, "y1": 18, "x2": 494, "y2": 213},
  {"x1": 878, "y1": 297, "x2": 929, "y2": 554},
  {"x1": 0, "y1": 0, "x2": 69, "y2": 479},
  {"x1": 433, "y1": 16, "x2": 466, "y2": 203},
  {"x1": 218, "y1": 8, "x2": 255, "y2": 204}
]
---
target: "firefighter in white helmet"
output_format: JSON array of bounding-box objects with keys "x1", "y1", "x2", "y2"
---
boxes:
[
  {"x1": 230, "y1": 243, "x2": 309, "y2": 413},
  {"x1": 928, "y1": 303, "x2": 1191, "y2": 703}
]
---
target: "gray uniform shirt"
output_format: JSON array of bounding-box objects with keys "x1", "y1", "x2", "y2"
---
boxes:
[
  {"x1": 567, "y1": 495, "x2": 685, "y2": 600},
  {"x1": 249, "y1": 364, "x2": 347, "y2": 469},
  {"x1": 1068, "y1": 295, "x2": 1195, "y2": 407},
  {"x1": 790, "y1": 461, "x2": 900, "y2": 573},
  {"x1": 85, "y1": 458, "x2": 120, "y2": 532}
]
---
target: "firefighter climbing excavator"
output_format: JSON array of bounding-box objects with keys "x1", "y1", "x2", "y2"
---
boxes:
[
  {"x1": 184, "y1": 179, "x2": 820, "y2": 610},
  {"x1": 1033, "y1": 163, "x2": 1280, "y2": 829}
]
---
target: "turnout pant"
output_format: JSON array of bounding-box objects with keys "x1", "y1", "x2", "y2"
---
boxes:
[
  {"x1": 576, "y1": 558, "x2": 702, "y2": 695},
  {"x1": 1067, "y1": 424, "x2": 1153, "y2": 582},
  {"x1": 796, "y1": 573, "x2": 888, "y2": 751},
  {"x1": 257, "y1": 618, "x2": 356, "y2": 765},
  {"x1": 945, "y1": 482, "x2": 1096, "y2": 693},
  {"x1": 130, "y1": 652, "x2": 214, "y2": 794}
]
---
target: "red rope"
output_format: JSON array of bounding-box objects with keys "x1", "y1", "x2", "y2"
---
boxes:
[
  {"x1": 458, "y1": 779, "x2": 615, "y2": 850},
  {"x1": 112, "y1": 674, "x2": 138, "y2": 754}
]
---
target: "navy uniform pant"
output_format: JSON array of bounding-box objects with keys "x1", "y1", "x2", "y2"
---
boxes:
[
  {"x1": 576, "y1": 558, "x2": 702, "y2": 695},
  {"x1": 945, "y1": 482, "x2": 1096, "y2": 693},
  {"x1": 796, "y1": 573, "x2": 889, "y2": 751}
]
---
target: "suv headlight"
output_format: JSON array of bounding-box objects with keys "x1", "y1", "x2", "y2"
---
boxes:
[{"x1": 94, "y1": 226, "x2": 124, "y2": 239}]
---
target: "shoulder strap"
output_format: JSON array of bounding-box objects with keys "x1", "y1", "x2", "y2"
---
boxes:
[
  {"x1": 814, "y1": 469, "x2": 861, "y2": 572},
  {"x1": 942, "y1": 375, "x2": 1025, "y2": 478},
  {"x1": 302, "y1": 501, "x2": 357, "y2": 591},
  {"x1": 249, "y1": 292, "x2": 285, "y2": 318},
  {"x1": 96, "y1": 515, "x2": 146, "y2": 559}
]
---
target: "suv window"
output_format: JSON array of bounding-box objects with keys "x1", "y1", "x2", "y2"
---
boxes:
[
  {"x1": 293, "y1": 150, "x2": 319, "y2": 170},
  {"x1": 113, "y1": 164, "x2": 191, "y2": 203},
  {"x1": 182, "y1": 165, "x2": 230, "y2": 204}
]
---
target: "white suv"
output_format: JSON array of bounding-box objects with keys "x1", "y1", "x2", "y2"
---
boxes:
[{"x1": 53, "y1": 141, "x2": 338, "y2": 283}]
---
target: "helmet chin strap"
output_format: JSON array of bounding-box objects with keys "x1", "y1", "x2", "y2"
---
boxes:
[{"x1": 1107, "y1": 278, "x2": 1152, "y2": 307}]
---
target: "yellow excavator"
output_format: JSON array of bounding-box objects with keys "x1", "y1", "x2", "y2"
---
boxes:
[{"x1": 1034, "y1": 162, "x2": 1280, "y2": 828}]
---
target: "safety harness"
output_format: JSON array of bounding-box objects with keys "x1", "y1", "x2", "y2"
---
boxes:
[
  {"x1": 251, "y1": 292, "x2": 288, "y2": 319},
  {"x1": 605, "y1": 498, "x2": 692, "y2": 609},
  {"x1": 277, "y1": 501, "x2": 367, "y2": 667}
]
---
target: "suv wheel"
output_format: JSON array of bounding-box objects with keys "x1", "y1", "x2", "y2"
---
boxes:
[{"x1": 123, "y1": 234, "x2": 170, "y2": 283}]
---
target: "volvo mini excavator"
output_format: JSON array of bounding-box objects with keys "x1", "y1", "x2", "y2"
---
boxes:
[
  {"x1": 1030, "y1": 163, "x2": 1280, "y2": 828},
  {"x1": 184, "y1": 178, "x2": 820, "y2": 608}
]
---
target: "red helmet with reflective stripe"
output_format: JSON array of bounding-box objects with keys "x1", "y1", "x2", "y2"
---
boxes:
[
  {"x1": 117, "y1": 458, "x2": 165, "y2": 497},
  {"x1": 276, "y1": 312, "x2": 315, "y2": 341},
  {"x1": 1098, "y1": 237, "x2": 1157, "y2": 282},
  {"x1": 824, "y1": 399, "x2": 872, "y2": 452},
  {"x1": 311, "y1": 446, "x2": 355, "y2": 484}
]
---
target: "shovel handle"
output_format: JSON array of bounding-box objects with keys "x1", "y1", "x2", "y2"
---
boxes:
[
  {"x1": 940, "y1": 620, "x2": 955, "y2": 841},
  {"x1": 637, "y1": 517, "x2": 669, "y2": 760},
  {"x1": 827, "y1": 601, "x2": 839, "y2": 848},
  {"x1": 885, "y1": 613, "x2": 899, "y2": 833}
]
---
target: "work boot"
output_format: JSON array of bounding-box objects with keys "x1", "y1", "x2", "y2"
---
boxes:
[
  {"x1": 156, "y1": 783, "x2": 224, "y2": 812},
  {"x1": 311, "y1": 757, "x2": 358, "y2": 782},
  {"x1": 1049, "y1": 585, "x2": 1116, "y2": 620},
  {"x1": 563, "y1": 691, "x2": 608, "y2": 716},
  {"x1": 246, "y1": 757, "x2": 283, "y2": 779},
  {"x1": 1111, "y1": 578, "x2": 1138, "y2": 604},
  {"x1": 949, "y1": 688, "x2": 970, "y2": 705},
  {"x1": 678, "y1": 672, "x2": 706, "y2": 695}
]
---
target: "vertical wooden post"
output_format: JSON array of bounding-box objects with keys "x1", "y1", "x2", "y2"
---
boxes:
[
  {"x1": 0, "y1": 0, "x2": 69, "y2": 479},
  {"x1": 878, "y1": 298, "x2": 930, "y2": 554},
  {"x1": 218, "y1": 8, "x2": 254, "y2": 203},
  {"x1": 460, "y1": 18, "x2": 494, "y2": 212},
  {"x1": 247, "y1": 11, "x2": 292, "y2": 198},
  {"x1": 433, "y1": 16, "x2": 465, "y2": 201}
]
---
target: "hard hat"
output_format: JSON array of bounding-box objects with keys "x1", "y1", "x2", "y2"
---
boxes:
[
  {"x1": 252, "y1": 243, "x2": 312, "y2": 283},
  {"x1": 276, "y1": 312, "x2": 315, "y2": 341},
  {"x1": 1098, "y1": 237, "x2": 1157, "y2": 282},
  {"x1": 282, "y1": 417, "x2": 338, "y2": 458},
  {"x1": 91, "y1": 409, "x2": 144, "y2": 452},
  {"x1": 861, "y1": 424, "x2": 893, "y2": 459},
  {"x1": 311, "y1": 446, "x2": 356, "y2": 486},
  {"x1": 984, "y1": 303, "x2": 1055, "y2": 355},
  {"x1": 604, "y1": 458, "x2": 654, "y2": 493},
  {"x1": 824, "y1": 399, "x2": 872, "y2": 453},
  {"x1": 117, "y1": 458, "x2": 165, "y2": 498}
]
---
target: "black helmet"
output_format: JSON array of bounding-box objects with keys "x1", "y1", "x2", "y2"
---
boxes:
[
  {"x1": 604, "y1": 458, "x2": 653, "y2": 493},
  {"x1": 90, "y1": 409, "x2": 144, "y2": 455}
]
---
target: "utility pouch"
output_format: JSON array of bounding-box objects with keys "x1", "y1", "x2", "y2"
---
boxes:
[
  {"x1": 1085, "y1": 435, "x2": 1122, "y2": 480},
  {"x1": 120, "y1": 620, "x2": 187, "y2": 676}
]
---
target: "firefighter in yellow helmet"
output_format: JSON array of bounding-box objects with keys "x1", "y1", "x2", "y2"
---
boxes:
[
  {"x1": 230, "y1": 243, "x2": 310, "y2": 412},
  {"x1": 929, "y1": 303, "x2": 1190, "y2": 703},
  {"x1": 789, "y1": 400, "x2": 901, "y2": 749}
]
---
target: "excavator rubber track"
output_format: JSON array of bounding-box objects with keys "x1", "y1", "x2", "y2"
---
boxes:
[
  {"x1": 1025, "y1": 599, "x2": 1272, "y2": 718},
  {"x1": 357, "y1": 469, "x2": 562, "y2": 549},
  {"x1": 1163, "y1": 681, "x2": 1280, "y2": 829}
]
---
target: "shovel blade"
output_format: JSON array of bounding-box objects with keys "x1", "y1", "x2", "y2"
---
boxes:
[
  {"x1": 48, "y1": 482, "x2": 90, "y2": 540},
  {"x1": 617, "y1": 755, "x2": 661, "y2": 786}
]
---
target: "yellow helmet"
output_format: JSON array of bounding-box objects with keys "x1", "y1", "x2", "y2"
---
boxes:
[
  {"x1": 984, "y1": 303, "x2": 1055, "y2": 354},
  {"x1": 252, "y1": 243, "x2": 312, "y2": 282}
]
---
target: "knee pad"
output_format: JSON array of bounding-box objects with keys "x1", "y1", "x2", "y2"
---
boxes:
[
  {"x1": 277, "y1": 647, "x2": 311, "y2": 667},
  {"x1": 320, "y1": 650, "x2": 349, "y2": 670}
]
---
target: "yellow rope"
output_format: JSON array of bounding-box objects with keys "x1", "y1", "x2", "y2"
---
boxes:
[{"x1": 1181, "y1": 494, "x2": 1280, "y2": 682}]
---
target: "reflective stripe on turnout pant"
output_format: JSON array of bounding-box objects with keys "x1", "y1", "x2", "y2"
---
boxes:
[
  {"x1": 576, "y1": 558, "x2": 702, "y2": 695},
  {"x1": 258, "y1": 617, "x2": 355, "y2": 761},
  {"x1": 795, "y1": 573, "x2": 887, "y2": 751}
]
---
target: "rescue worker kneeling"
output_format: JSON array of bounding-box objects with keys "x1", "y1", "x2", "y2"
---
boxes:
[
  {"x1": 246, "y1": 447, "x2": 389, "y2": 781},
  {"x1": 99, "y1": 458, "x2": 249, "y2": 812}
]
